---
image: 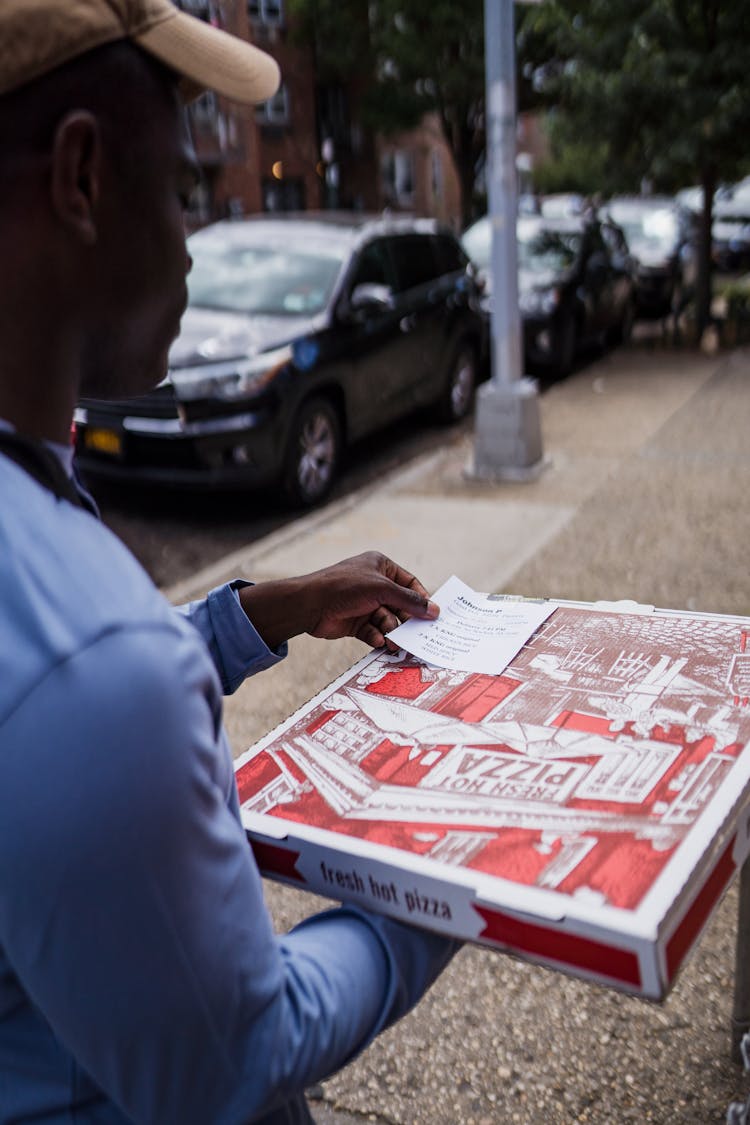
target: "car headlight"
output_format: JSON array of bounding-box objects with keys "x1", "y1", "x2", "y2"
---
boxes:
[
  {"x1": 519, "y1": 287, "x2": 560, "y2": 317},
  {"x1": 170, "y1": 345, "x2": 293, "y2": 402}
]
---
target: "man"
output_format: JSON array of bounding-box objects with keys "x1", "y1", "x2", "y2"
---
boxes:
[{"x1": 0, "y1": 4, "x2": 460, "y2": 1122}]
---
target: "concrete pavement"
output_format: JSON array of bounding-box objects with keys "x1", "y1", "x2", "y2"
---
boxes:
[{"x1": 169, "y1": 341, "x2": 750, "y2": 1124}]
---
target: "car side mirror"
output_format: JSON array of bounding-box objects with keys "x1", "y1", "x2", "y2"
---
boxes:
[{"x1": 348, "y1": 283, "x2": 394, "y2": 314}]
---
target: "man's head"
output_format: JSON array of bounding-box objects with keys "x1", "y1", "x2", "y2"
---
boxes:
[{"x1": 0, "y1": 2, "x2": 279, "y2": 430}]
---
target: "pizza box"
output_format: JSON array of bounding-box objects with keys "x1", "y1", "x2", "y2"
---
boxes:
[{"x1": 235, "y1": 599, "x2": 750, "y2": 1000}]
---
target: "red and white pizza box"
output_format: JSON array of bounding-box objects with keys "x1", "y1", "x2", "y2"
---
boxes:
[{"x1": 235, "y1": 600, "x2": 750, "y2": 1000}]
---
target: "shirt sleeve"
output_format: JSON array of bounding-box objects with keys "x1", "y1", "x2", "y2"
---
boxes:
[
  {"x1": 176, "y1": 579, "x2": 287, "y2": 693},
  {"x1": 0, "y1": 621, "x2": 458, "y2": 1125}
]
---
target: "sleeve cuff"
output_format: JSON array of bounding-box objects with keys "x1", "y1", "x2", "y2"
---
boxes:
[{"x1": 179, "y1": 581, "x2": 287, "y2": 695}]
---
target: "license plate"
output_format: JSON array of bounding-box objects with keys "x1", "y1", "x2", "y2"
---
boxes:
[{"x1": 84, "y1": 427, "x2": 123, "y2": 457}]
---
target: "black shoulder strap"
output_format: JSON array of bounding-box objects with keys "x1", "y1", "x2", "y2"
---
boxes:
[{"x1": 0, "y1": 430, "x2": 86, "y2": 509}]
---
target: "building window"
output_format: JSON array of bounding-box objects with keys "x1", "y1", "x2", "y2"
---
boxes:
[
  {"x1": 248, "y1": 0, "x2": 284, "y2": 26},
  {"x1": 190, "y1": 90, "x2": 218, "y2": 126},
  {"x1": 255, "y1": 83, "x2": 290, "y2": 127},
  {"x1": 381, "y1": 150, "x2": 415, "y2": 208},
  {"x1": 184, "y1": 177, "x2": 215, "y2": 230},
  {"x1": 262, "y1": 176, "x2": 305, "y2": 212},
  {"x1": 178, "y1": 0, "x2": 226, "y2": 26}
]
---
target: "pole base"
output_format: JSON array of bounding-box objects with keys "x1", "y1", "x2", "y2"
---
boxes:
[{"x1": 469, "y1": 377, "x2": 545, "y2": 482}]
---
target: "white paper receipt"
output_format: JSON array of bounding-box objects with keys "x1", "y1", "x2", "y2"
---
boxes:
[{"x1": 388, "y1": 575, "x2": 555, "y2": 676}]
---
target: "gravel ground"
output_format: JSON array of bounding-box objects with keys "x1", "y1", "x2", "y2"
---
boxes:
[{"x1": 264, "y1": 876, "x2": 746, "y2": 1124}]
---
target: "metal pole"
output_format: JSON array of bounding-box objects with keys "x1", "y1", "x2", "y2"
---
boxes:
[
  {"x1": 485, "y1": 0, "x2": 522, "y2": 386},
  {"x1": 471, "y1": 0, "x2": 544, "y2": 481}
]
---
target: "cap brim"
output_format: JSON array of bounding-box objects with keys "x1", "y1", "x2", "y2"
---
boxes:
[{"x1": 135, "y1": 9, "x2": 280, "y2": 106}]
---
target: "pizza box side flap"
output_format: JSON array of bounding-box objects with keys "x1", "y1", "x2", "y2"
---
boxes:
[
  {"x1": 244, "y1": 818, "x2": 668, "y2": 998},
  {"x1": 243, "y1": 810, "x2": 566, "y2": 920},
  {"x1": 243, "y1": 808, "x2": 672, "y2": 935}
]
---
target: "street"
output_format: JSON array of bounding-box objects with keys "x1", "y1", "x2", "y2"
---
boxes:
[
  {"x1": 90, "y1": 409, "x2": 476, "y2": 588},
  {"x1": 89, "y1": 336, "x2": 639, "y2": 589}
]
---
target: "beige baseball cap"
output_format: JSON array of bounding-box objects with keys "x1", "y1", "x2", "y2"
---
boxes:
[{"x1": 0, "y1": 0, "x2": 281, "y2": 104}]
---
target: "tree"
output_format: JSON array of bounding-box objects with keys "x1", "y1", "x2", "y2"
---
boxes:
[
  {"x1": 289, "y1": 0, "x2": 490, "y2": 225},
  {"x1": 521, "y1": 0, "x2": 750, "y2": 334}
]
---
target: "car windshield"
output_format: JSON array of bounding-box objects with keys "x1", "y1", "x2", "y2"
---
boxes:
[
  {"x1": 461, "y1": 218, "x2": 491, "y2": 270},
  {"x1": 518, "y1": 226, "x2": 582, "y2": 273},
  {"x1": 610, "y1": 208, "x2": 679, "y2": 255},
  {"x1": 463, "y1": 217, "x2": 582, "y2": 274},
  {"x1": 187, "y1": 237, "x2": 346, "y2": 316}
]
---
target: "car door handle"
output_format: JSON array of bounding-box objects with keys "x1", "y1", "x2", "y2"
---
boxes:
[{"x1": 399, "y1": 314, "x2": 417, "y2": 333}]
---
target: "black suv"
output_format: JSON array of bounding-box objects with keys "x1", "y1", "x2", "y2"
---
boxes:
[
  {"x1": 602, "y1": 196, "x2": 697, "y2": 319},
  {"x1": 74, "y1": 213, "x2": 485, "y2": 506},
  {"x1": 462, "y1": 212, "x2": 635, "y2": 377}
]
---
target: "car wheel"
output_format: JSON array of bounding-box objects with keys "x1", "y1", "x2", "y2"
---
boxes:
[
  {"x1": 283, "y1": 397, "x2": 341, "y2": 508},
  {"x1": 438, "y1": 344, "x2": 477, "y2": 422}
]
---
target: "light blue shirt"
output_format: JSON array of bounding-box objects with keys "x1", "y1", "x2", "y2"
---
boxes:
[{"x1": 0, "y1": 451, "x2": 458, "y2": 1123}]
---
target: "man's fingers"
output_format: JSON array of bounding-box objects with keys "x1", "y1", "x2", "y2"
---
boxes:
[
  {"x1": 369, "y1": 606, "x2": 395, "y2": 635},
  {"x1": 378, "y1": 555, "x2": 431, "y2": 603},
  {"x1": 357, "y1": 621, "x2": 387, "y2": 649},
  {"x1": 380, "y1": 581, "x2": 439, "y2": 622}
]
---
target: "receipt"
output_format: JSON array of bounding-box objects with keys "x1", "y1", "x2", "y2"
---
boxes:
[{"x1": 388, "y1": 575, "x2": 555, "y2": 675}]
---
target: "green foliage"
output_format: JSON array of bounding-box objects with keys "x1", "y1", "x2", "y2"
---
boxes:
[
  {"x1": 524, "y1": 0, "x2": 750, "y2": 192},
  {"x1": 288, "y1": 0, "x2": 487, "y2": 222},
  {"x1": 717, "y1": 277, "x2": 750, "y2": 321},
  {"x1": 533, "y1": 113, "x2": 640, "y2": 197},
  {"x1": 522, "y1": 0, "x2": 750, "y2": 330},
  {"x1": 287, "y1": 0, "x2": 372, "y2": 83}
]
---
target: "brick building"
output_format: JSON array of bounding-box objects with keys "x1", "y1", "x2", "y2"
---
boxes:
[{"x1": 178, "y1": 0, "x2": 463, "y2": 228}]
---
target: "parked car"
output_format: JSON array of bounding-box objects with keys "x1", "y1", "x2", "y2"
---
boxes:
[
  {"x1": 539, "y1": 192, "x2": 588, "y2": 219},
  {"x1": 461, "y1": 212, "x2": 636, "y2": 376},
  {"x1": 74, "y1": 214, "x2": 485, "y2": 506},
  {"x1": 711, "y1": 179, "x2": 750, "y2": 272},
  {"x1": 602, "y1": 196, "x2": 697, "y2": 318}
]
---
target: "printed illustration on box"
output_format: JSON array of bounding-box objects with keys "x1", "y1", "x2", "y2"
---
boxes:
[{"x1": 237, "y1": 607, "x2": 750, "y2": 910}]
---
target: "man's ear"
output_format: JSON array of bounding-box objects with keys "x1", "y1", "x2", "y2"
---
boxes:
[{"x1": 50, "y1": 110, "x2": 102, "y2": 246}]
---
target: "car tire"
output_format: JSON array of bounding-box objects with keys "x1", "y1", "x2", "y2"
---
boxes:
[
  {"x1": 437, "y1": 343, "x2": 478, "y2": 422},
  {"x1": 283, "y1": 397, "x2": 341, "y2": 508}
]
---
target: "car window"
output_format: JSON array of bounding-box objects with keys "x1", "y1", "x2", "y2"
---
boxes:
[
  {"x1": 607, "y1": 207, "x2": 679, "y2": 256},
  {"x1": 518, "y1": 226, "x2": 582, "y2": 273},
  {"x1": 435, "y1": 234, "x2": 468, "y2": 274},
  {"x1": 387, "y1": 234, "x2": 442, "y2": 293},
  {"x1": 602, "y1": 223, "x2": 628, "y2": 258},
  {"x1": 187, "y1": 237, "x2": 346, "y2": 316},
  {"x1": 348, "y1": 238, "x2": 394, "y2": 289},
  {"x1": 461, "y1": 218, "x2": 490, "y2": 270}
]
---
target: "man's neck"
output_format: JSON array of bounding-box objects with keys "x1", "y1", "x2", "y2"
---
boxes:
[
  {"x1": 0, "y1": 383, "x2": 75, "y2": 448},
  {"x1": 0, "y1": 300, "x2": 80, "y2": 446}
]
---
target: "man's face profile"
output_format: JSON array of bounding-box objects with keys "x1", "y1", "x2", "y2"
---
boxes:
[{"x1": 76, "y1": 52, "x2": 197, "y2": 403}]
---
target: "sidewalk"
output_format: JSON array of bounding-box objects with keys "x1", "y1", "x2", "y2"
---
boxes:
[{"x1": 170, "y1": 342, "x2": 750, "y2": 1124}]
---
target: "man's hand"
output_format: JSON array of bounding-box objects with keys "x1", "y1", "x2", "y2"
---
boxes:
[{"x1": 238, "y1": 551, "x2": 439, "y2": 653}]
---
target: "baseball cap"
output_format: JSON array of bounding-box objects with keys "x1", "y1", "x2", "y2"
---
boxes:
[{"x1": 0, "y1": 0, "x2": 281, "y2": 104}]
